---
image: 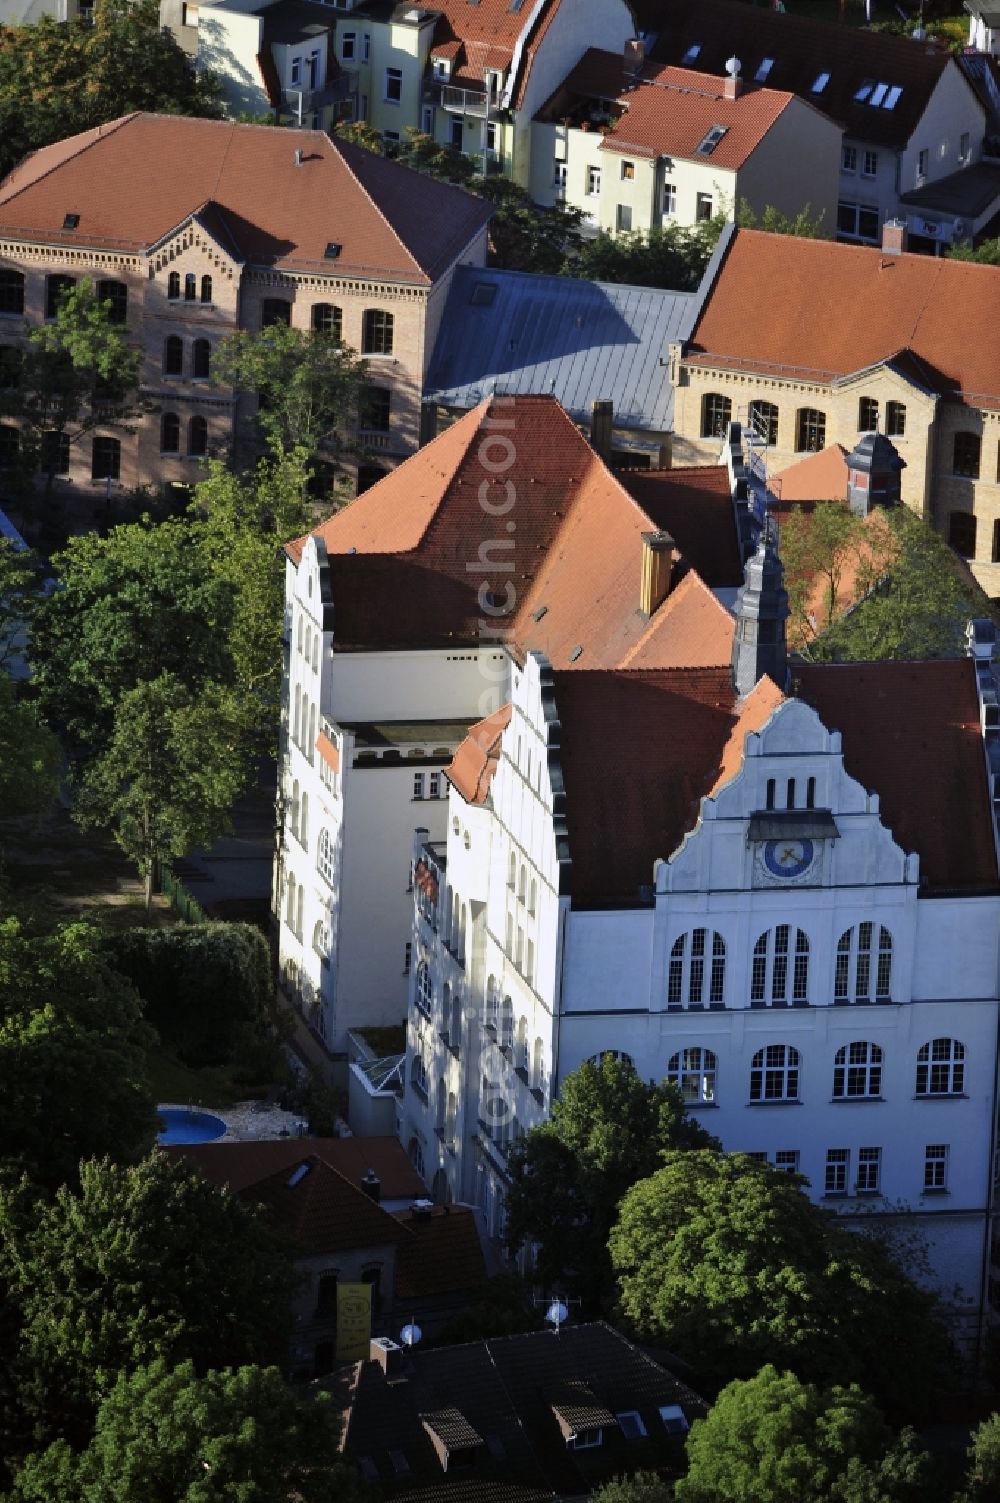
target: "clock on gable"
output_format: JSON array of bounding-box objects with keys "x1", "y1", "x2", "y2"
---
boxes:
[
  {"x1": 749, "y1": 811, "x2": 838, "y2": 887},
  {"x1": 762, "y1": 837, "x2": 815, "y2": 880}
]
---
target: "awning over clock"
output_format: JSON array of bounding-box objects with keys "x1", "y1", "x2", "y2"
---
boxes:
[{"x1": 747, "y1": 811, "x2": 840, "y2": 842}]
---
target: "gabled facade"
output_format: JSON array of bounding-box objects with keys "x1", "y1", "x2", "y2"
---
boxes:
[
  {"x1": 402, "y1": 602, "x2": 1000, "y2": 1355},
  {"x1": 0, "y1": 113, "x2": 491, "y2": 496},
  {"x1": 530, "y1": 52, "x2": 841, "y2": 238}
]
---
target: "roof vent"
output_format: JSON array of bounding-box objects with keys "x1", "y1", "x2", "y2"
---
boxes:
[
  {"x1": 371, "y1": 1336, "x2": 405, "y2": 1379},
  {"x1": 410, "y1": 1197, "x2": 434, "y2": 1222},
  {"x1": 361, "y1": 1168, "x2": 381, "y2": 1203},
  {"x1": 287, "y1": 1161, "x2": 311, "y2": 1187},
  {"x1": 294, "y1": 148, "x2": 304, "y2": 166},
  {"x1": 324, "y1": 241, "x2": 342, "y2": 259},
  {"x1": 62, "y1": 213, "x2": 80, "y2": 230}
]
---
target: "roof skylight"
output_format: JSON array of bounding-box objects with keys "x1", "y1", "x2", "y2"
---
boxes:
[
  {"x1": 755, "y1": 57, "x2": 775, "y2": 82},
  {"x1": 695, "y1": 123, "x2": 728, "y2": 156},
  {"x1": 855, "y1": 78, "x2": 903, "y2": 109},
  {"x1": 811, "y1": 71, "x2": 830, "y2": 93},
  {"x1": 681, "y1": 43, "x2": 701, "y2": 64}
]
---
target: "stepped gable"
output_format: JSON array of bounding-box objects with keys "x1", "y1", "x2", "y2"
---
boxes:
[
  {"x1": 797, "y1": 659, "x2": 998, "y2": 893},
  {"x1": 0, "y1": 113, "x2": 491, "y2": 282},
  {"x1": 688, "y1": 228, "x2": 1000, "y2": 407}
]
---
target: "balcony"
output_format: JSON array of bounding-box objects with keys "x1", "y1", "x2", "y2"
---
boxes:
[
  {"x1": 422, "y1": 79, "x2": 492, "y2": 117},
  {"x1": 281, "y1": 69, "x2": 358, "y2": 120}
]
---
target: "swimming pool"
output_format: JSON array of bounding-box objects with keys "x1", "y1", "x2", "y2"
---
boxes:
[{"x1": 157, "y1": 1107, "x2": 228, "y2": 1145}]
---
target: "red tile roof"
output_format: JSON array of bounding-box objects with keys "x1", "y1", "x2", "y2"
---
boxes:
[
  {"x1": 163, "y1": 1135, "x2": 427, "y2": 1200},
  {"x1": 0, "y1": 114, "x2": 492, "y2": 284},
  {"x1": 617, "y1": 465, "x2": 744, "y2": 587},
  {"x1": 620, "y1": 570, "x2": 735, "y2": 669},
  {"x1": 797, "y1": 660, "x2": 998, "y2": 892},
  {"x1": 446, "y1": 705, "x2": 512, "y2": 805},
  {"x1": 426, "y1": 0, "x2": 562, "y2": 106},
  {"x1": 772, "y1": 445, "x2": 849, "y2": 503},
  {"x1": 244, "y1": 1153, "x2": 410, "y2": 1255},
  {"x1": 394, "y1": 1206, "x2": 488, "y2": 1298},
  {"x1": 708, "y1": 674, "x2": 786, "y2": 796},
  {"x1": 688, "y1": 228, "x2": 1000, "y2": 408},
  {"x1": 292, "y1": 396, "x2": 732, "y2": 670}
]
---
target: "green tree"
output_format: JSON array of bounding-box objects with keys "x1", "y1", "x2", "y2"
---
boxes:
[
  {"x1": 947, "y1": 238, "x2": 1000, "y2": 266},
  {"x1": 609, "y1": 1150, "x2": 952, "y2": 1419},
  {"x1": 0, "y1": 1152, "x2": 295, "y2": 1450},
  {"x1": 676, "y1": 1366, "x2": 932, "y2": 1503},
  {"x1": 475, "y1": 174, "x2": 583, "y2": 273},
  {"x1": 958, "y1": 1412, "x2": 1000, "y2": 1503},
  {"x1": 811, "y1": 507, "x2": 989, "y2": 662},
  {"x1": 212, "y1": 324, "x2": 364, "y2": 461},
  {"x1": 74, "y1": 671, "x2": 246, "y2": 911},
  {"x1": 0, "y1": 918, "x2": 157, "y2": 1192},
  {"x1": 397, "y1": 125, "x2": 476, "y2": 184},
  {"x1": 0, "y1": 673, "x2": 59, "y2": 821},
  {"x1": 780, "y1": 501, "x2": 868, "y2": 643},
  {"x1": 8, "y1": 1360, "x2": 366, "y2": 1503},
  {"x1": 0, "y1": 277, "x2": 146, "y2": 513},
  {"x1": 506, "y1": 1056, "x2": 716, "y2": 1310},
  {"x1": 568, "y1": 220, "x2": 723, "y2": 291},
  {"x1": 736, "y1": 199, "x2": 828, "y2": 238},
  {"x1": 0, "y1": 0, "x2": 222, "y2": 182},
  {"x1": 0, "y1": 539, "x2": 46, "y2": 670},
  {"x1": 105, "y1": 922, "x2": 273, "y2": 1066},
  {"x1": 590, "y1": 1472, "x2": 675, "y2": 1503}
]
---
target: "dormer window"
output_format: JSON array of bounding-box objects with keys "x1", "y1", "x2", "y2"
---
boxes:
[
  {"x1": 681, "y1": 43, "x2": 701, "y2": 64},
  {"x1": 811, "y1": 71, "x2": 830, "y2": 93},
  {"x1": 696, "y1": 124, "x2": 727, "y2": 156},
  {"x1": 569, "y1": 1429, "x2": 603, "y2": 1451},
  {"x1": 659, "y1": 1405, "x2": 690, "y2": 1435},
  {"x1": 433, "y1": 57, "x2": 450, "y2": 79},
  {"x1": 755, "y1": 57, "x2": 774, "y2": 82},
  {"x1": 617, "y1": 1411, "x2": 647, "y2": 1439}
]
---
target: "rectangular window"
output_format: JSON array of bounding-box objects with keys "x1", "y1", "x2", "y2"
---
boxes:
[
  {"x1": 774, "y1": 1150, "x2": 799, "y2": 1173},
  {"x1": 385, "y1": 66, "x2": 402, "y2": 103},
  {"x1": 924, "y1": 1143, "x2": 948, "y2": 1191},
  {"x1": 953, "y1": 431, "x2": 981, "y2": 479},
  {"x1": 857, "y1": 1146, "x2": 881, "y2": 1193},
  {"x1": 842, "y1": 145, "x2": 857, "y2": 173},
  {"x1": 486, "y1": 122, "x2": 498, "y2": 152},
  {"x1": 413, "y1": 773, "x2": 424, "y2": 799},
  {"x1": 421, "y1": 106, "x2": 434, "y2": 133},
  {"x1": 290, "y1": 56, "x2": 301, "y2": 85},
  {"x1": 621, "y1": 160, "x2": 635, "y2": 180},
  {"x1": 662, "y1": 181, "x2": 676, "y2": 216},
  {"x1": 960, "y1": 130, "x2": 970, "y2": 163},
  {"x1": 429, "y1": 773, "x2": 440, "y2": 799},
  {"x1": 917, "y1": 148, "x2": 928, "y2": 182},
  {"x1": 617, "y1": 1411, "x2": 647, "y2": 1440},
  {"x1": 360, "y1": 384, "x2": 391, "y2": 432},
  {"x1": 449, "y1": 117, "x2": 463, "y2": 150},
  {"x1": 554, "y1": 161, "x2": 567, "y2": 191},
  {"x1": 811, "y1": 71, "x2": 830, "y2": 93},
  {"x1": 341, "y1": 31, "x2": 356, "y2": 60},
  {"x1": 403, "y1": 941, "x2": 411, "y2": 974},
  {"x1": 862, "y1": 150, "x2": 878, "y2": 177},
  {"x1": 91, "y1": 435, "x2": 120, "y2": 480},
  {"x1": 616, "y1": 203, "x2": 632, "y2": 232},
  {"x1": 362, "y1": 33, "x2": 370, "y2": 61},
  {"x1": 586, "y1": 166, "x2": 601, "y2": 197},
  {"x1": 182, "y1": 2, "x2": 199, "y2": 24},
  {"x1": 825, "y1": 1148, "x2": 849, "y2": 1195},
  {"x1": 695, "y1": 192, "x2": 714, "y2": 223}
]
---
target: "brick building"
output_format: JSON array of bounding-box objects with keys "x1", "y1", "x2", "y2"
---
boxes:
[{"x1": 0, "y1": 112, "x2": 491, "y2": 498}]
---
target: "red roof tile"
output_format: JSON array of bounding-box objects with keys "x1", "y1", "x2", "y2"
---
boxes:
[
  {"x1": 163, "y1": 1135, "x2": 427, "y2": 1200},
  {"x1": 244, "y1": 1154, "x2": 410, "y2": 1255},
  {"x1": 797, "y1": 659, "x2": 998, "y2": 892},
  {"x1": 688, "y1": 229, "x2": 1000, "y2": 408},
  {"x1": 0, "y1": 114, "x2": 492, "y2": 283},
  {"x1": 772, "y1": 444, "x2": 849, "y2": 504},
  {"x1": 617, "y1": 465, "x2": 743, "y2": 587},
  {"x1": 709, "y1": 674, "x2": 786, "y2": 795},
  {"x1": 446, "y1": 705, "x2": 512, "y2": 805},
  {"x1": 620, "y1": 570, "x2": 735, "y2": 669},
  {"x1": 394, "y1": 1206, "x2": 488, "y2": 1298}
]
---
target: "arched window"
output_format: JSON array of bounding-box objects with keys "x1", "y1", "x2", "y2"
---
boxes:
[
  {"x1": 587, "y1": 1050, "x2": 635, "y2": 1069},
  {"x1": 312, "y1": 920, "x2": 330, "y2": 960},
  {"x1": 916, "y1": 1038, "x2": 965, "y2": 1096},
  {"x1": 858, "y1": 395, "x2": 879, "y2": 432},
  {"x1": 750, "y1": 1044, "x2": 800, "y2": 1101},
  {"x1": 290, "y1": 777, "x2": 300, "y2": 841},
  {"x1": 312, "y1": 303, "x2": 342, "y2": 338},
  {"x1": 307, "y1": 703, "x2": 317, "y2": 758},
  {"x1": 833, "y1": 1041, "x2": 883, "y2": 1098},
  {"x1": 499, "y1": 994, "x2": 513, "y2": 1049},
  {"x1": 446, "y1": 1090, "x2": 457, "y2": 1141},
  {"x1": 299, "y1": 791, "x2": 309, "y2": 852},
  {"x1": 410, "y1": 1053, "x2": 428, "y2": 1096},
  {"x1": 311, "y1": 632, "x2": 319, "y2": 672},
  {"x1": 701, "y1": 392, "x2": 731, "y2": 438},
  {"x1": 262, "y1": 298, "x2": 291, "y2": 329},
  {"x1": 201, "y1": 274, "x2": 213, "y2": 304},
  {"x1": 292, "y1": 685, "x2": 302, "y2": 747},
  {"x1": 184, "y1": 273, "x2": 197, "y2": 301},
  {"x1": 415, "y1": 960, "x2": 433, "y2": 1017},
  {"x1": 285, "y1": 873, "x2": 296, "y2": 927},
  {"x1": 188, "y1": 415, "x2": 208, "y2": 457},
  {"x1": 518, "y1": 863, "x2": 526, "y2": 903},
  {"x1": 436, "y1": 1077, "x2": 446, "y2": 1129},
  {"x1": 528, "y1": 878, "x2": 537, "y2": 915},
  {"x1": 0, "y1": 268, "x2": 25, "y2": 315},
  {"x1": 667, "y1": 929, "x2": 726, "y2": 1007},
  {"x1": 163, "y1": 335, "x2": 183, "y2": 376},
  {"x1": 362, "y1": 308, "x2": 394, "y2": 354},
  {"x1": 192, "y1": 338, "x2": 211, "y2": 379},
  {"x1": 532, "y1": 1037, "x2": 544, "y2": 1091},
  {"x1": 98, "y1": 279, "x2": 128, "y2": 323},
  {"x1": 294, "y1": 884, "x2": 303, "y2": 940},
  {"x1": 516, "y1": 1015, "x2": 527, "y2": 1069},
  {"x1": 953, "y1": 431, "x2": 981, "y2": 480},
  {"x1": 0, "y1": 424, "x2": 19, "y2": 467},
  {"x1": 160, "y1": 411, "x2": 180, "y2": 453},
  {"x1": 749, "y1": 398, "x2": 778, "y2": 446},
  {"x1": 885, "y1": 400, "x2": 906, "y2": 437},
  {"x1": 666, "y1": 1047, "x2": 717, "y2": 1104},
  {"x1": 167, "y1": 271, "x2": 180, "y2": 300},
  {"x1": 796, "y1": 407, "x2": 826, "y2": 452},
  {"x1": 507, "y1": 851, "x2": 516, "y2": 888},
  {"x1": 751, "y1": 925, "x2": 809, "y2": 1005},
  {"x1": 949, "y1": 511, "x2": 977, "y2": 559},
  {"x1": 835, "y1": 923, "x2": 892, "y2": 1002},
  {"x1": 317, "y1": 827, "x2": 334, "y2": 885},
  {"x1": 450, "y1": 989, "x2": 461, "y2": 1048},
  {"x1": 46, "y1": 274, "x2": 75, "y2": 319},
  {"x1": 408, "y1": 1136, "x2": 425, "y2": 1177}
]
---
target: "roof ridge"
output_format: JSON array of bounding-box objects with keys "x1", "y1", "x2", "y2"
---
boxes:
[
  {"x1": 328, "y1": 134, "x2": 428, "y2": 283},
  {"x1": 0, "y1": 111, "x2": 139, "y2": 207}
]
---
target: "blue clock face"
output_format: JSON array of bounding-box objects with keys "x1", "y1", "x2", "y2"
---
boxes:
[{"x1": 763, "y1": 838, "x2": 815, "y2": 879}]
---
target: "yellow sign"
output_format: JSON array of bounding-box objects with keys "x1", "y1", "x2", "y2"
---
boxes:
[{"x1": 335, "y1": 1282, "x2": 372, "y2": 1362}]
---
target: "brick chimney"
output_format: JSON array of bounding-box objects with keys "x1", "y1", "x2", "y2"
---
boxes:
[
  {"x1": 623, "y1": 36, "x2": 645, "y2": 84},
  {"x1": 881, "y1": 218, "x2": 908, "y2": 255},
  {"x1": 640, "y1": 530, "x2": 674, "y2": 616},
  {"x1": 724, "y1": 56, "x2": 742, "y2": 99},
  {"x1": 590, "y1": 398, "x2": 614, "y2": 460}
]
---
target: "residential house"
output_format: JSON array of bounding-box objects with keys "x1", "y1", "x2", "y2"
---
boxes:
[
  {"x1": 967, "y1": 0, "x2": 1000, "y2": 59},
  {"x1": 163, "y1": 1133, "x2": 428, "y2": 1209},
  {"x1": 648, "y1": 0, "x2": 991, "y2": 253},
  {"x1": 194, "y1": 0, "x2": 352, "y2": 126},
  {"x1": 530, "y1": 50, "x2": 841, "y2": 238},
  {"x1": 0, "y1": 112, "x2": 491, "y2": 497},
  {"x1": 401, "y1": 539, "x2": 1000, "y2": 1356},
  {"x1": 423, "y1": 263, "x2": 703, "y2": 468},
  {"x1": 670, "y1": 222, "x2": 1000, "y2": 591},
  {"x1": 276, "y1": 394, "x2": 746, "y2": 1070},
  {"x1": 333, "y1": 1322, "x2": 707, "y2": 1499}
]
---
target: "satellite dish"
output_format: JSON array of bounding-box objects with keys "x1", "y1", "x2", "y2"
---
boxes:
[
  {"x1": 545, "y1": 1301, "x2": 569, "y2": 1330},
  {"x1": 724, "y1": 55, "x2": 741, "y2": 77},
  {"x1": 400, "y1": 1323, "x2": 423, "y2": 1347}
]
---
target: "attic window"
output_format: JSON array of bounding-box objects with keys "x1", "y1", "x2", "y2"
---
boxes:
[
  {"x1": 883, "y1": 85, "x2": 902, "y2": 108},
  {"x1": 755, "y1": 57, "x2": 774, "y2": 82},
  {"x1": 659, "y1": 1405, "x2": 689, "y2": 1435},
  {"x1": 869, "y1": 82, "x2": 888, "y2": 106},
  {"x1": 696, "y1": 124, "x2": 728, "y2": 156},
  {"x1": 470, "y1": 282, "x2": 497, "y2": 307},
  {"x1": 287, "y1": 1162, "x2": 311, "y2": 1187},
  {"x1": 531, "y1": 604, "x2": 548, "y2": 622},
  {"x1": 569, "y1": 1429, "x2": 603, "y2": 1451},
  {"x1": 810, "y1": 71, "x2": 830, "y2": 93},
  {"x1": 617, "y1": 1411, "x2": 647, "y2": 1439},
  {"x1": 389, "y1": 1451, "x2": 410, "y2": 1475},
  {"x1": 324, "y1": 242, "x2": 342, "y2": 259},
  {"x1": 568, "y1": 645, "x2": 583, "y2": 662},
  {"x1": 62, "y1": 213, "x2": 80, "y2": 229},
  {"x1": 855, "y1": 79, "x2": 874, "y2": 102},
  {"x1": 509, "y1": 0, "x2": 525, "y2": 10},
  {"x1": 681, "y1": 43, "x2": 701, "y2": 64}
]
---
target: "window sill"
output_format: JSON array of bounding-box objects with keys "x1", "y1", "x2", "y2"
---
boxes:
[
  {"x1": 823, "y1": 1191, "x2": 849, "y2": 1199},
  {"x1": 913, "y1": 1093, "x2": 968, "y2": 1101},
  {"x1": 746, "y1": 1099, "x2": 802, "y2": 1106},
  {"x1": 685, "y1": 1100, "x2": 718, "y2": 1109},
  {"x1": 830, "y1": 1096, "x2": 884, "y2": 1104},
  {"x1": 921, "y1": 1187, "x2": 950, "y2": 1196},
  {"x1": 853, "y1": 1188, "x2": 883, "y2": 1197}
]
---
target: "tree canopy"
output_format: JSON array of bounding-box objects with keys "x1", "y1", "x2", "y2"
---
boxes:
[
  {"x1": 567, "y1": 221, "x2": 721, "y2": 291},
  {"x1": 0, "y1": 917, "x2": 156, "y2": 1192},
  {"x1": 0, "y1": 672, "x2": 59, "y2": 822},
  {"x1": 0, "y1": 1152, "x2": 295, "y2": 1451},
  {"x1": 506, "y1": 1056, "x2": 716, "y2": 1310},
  {"x1": 609, "y1": 1150, "x2": 953, "y2": 1418},
  {"x1": 676, "y1": 1365, "x2": 932, "y2": 1503},
  {"x1": 0, "y1": 0, "x2": 222, "y2": 183},
  {"x1": 7, "y1": 1360, "x2": 365, "y2": 1503}
]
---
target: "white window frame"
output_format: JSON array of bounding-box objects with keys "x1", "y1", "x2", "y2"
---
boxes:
[
  {"x1": 586, "y1": 165, "x2": 601, "y2": 197},
  {"x1": 667, "y1": 928, "x2": 726, "y2": 1007},
  {"x1": 385, "y1": 66, "x2": 402, "y2": 103},
  {"x1": 916, "y1": 1038, "x2": 965, "y2": 1096},
  {"x1": 317, "y1": 827, "x2": 334, "y2": 886},
  {"x1": 413, "y1": 773, "x2": 425, "y2": 800},
  {"x1": 857, "y1": 1146, "x2": 881, "y2": 1193},
  {"x1": 835, "y1": 923, "x2": 892, "y2": 1002},
  {"x1": 341, "y1": 30, "x2": 356, "y2": 60},
  {"x1": 774, "y1": 1150, "x2": 799, "y2": 1173},
  {"x1": 666, "y1": 1047, "x2": 717, "y2": 1105},
  {"x1": 749, "y1": 1044, "x2": 800, "y2": 1102},
  {"x1": 751, "y1": 925, "x2": 809, "y2": 1005},
  {"x1": 842, "y1": 144, "x2": 857, "y2": 173},
  {"x1": 832, "y1": 1040, "x2": 883, "y2": 1100},
  {"x1": 862, "y1": 150, "x2": 878, "y2": 177},
  {"x1": 924, "y1": 1143, "x2": 948, "y2": 1191},
  {"x1": 825, "y1": 1148, "x2": 849, "y2": 1195}
]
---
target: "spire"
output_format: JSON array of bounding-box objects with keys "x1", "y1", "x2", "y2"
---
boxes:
[{"x1": 731, "y1": 512, "x2": 790, "y2": 698}]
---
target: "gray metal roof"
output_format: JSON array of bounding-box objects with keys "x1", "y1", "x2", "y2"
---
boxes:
[{"x1": 425, "y1": 266, "x2": 698, "y2": 433}]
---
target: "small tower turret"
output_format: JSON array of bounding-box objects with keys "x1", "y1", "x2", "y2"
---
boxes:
[
  {"x1": 731, "y1": 514, "x2": 790, "y2": 698},
  {"x1": 846, "y1": 431, "x2": 905, "y2": 517}
]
